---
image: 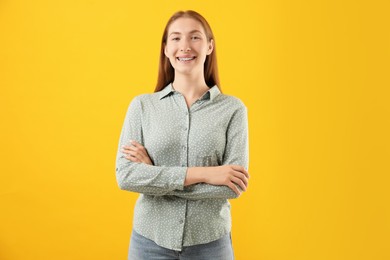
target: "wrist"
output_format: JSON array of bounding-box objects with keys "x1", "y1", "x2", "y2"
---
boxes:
[{"x1": 184, "y1": 167, "x2": 207, "y2": 186}]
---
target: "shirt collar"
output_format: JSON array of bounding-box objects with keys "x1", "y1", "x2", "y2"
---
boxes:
[
  {"x1": 158, "y1": 83, "x2": 221, "y2": 102},
  {"x1": 158, "y1": 83, "x2": 175, "y2": 99}
]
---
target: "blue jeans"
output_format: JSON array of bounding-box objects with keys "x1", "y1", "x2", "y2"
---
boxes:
[{"x1": 128, "y1": 230, "x2": 235, "y2": 260}]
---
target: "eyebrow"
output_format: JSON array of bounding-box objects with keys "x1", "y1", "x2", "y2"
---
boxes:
[{"x1": 169, "y1": 30, "x2": 203, "y2": 36}]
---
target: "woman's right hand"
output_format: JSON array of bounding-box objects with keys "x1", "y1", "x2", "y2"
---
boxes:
[{"x1": 204, "y1": 165, "x2": 250, "y2": 196}]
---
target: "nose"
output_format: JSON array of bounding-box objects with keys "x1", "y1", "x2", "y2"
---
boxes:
[{"x1": 180, "y1": 39, "x2": 192, "y2": 52}]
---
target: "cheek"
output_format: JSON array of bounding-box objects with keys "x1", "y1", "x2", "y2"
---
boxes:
[{"x1": 165, "y1": 45, "x2": 176, "y2": 56}]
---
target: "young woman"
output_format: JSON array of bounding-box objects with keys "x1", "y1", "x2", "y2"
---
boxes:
[{"x1": 116, "y1": 10, "x2": 249, "y2": 260}]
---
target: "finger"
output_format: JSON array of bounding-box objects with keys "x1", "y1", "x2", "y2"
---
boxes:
[
  {"x1": 121, "y1": 148, "x2": 140, "y2": 159},
  {"x1": 125, "y1": 142, "x2": 152, "y2": 165},
  {"x1": 232, "y1": 165, "x2": 249, "y2": 179},
  {"x1": 124, "y1": 153, "x2": 137, "y2": 161},
  {"x1": 127, "y1": 150, "x2": 146, "y2": 162},
  {"x1": 231, "y1": 176, "x2": 247, "y2": 191},
  {"x1": 132, "y1": 148, "x2": 149, "y2": 161},
  {"x1": 232, "y1": 171, "x2": 248, "y2": 187},
  {"x1": 121, "y1": 146, "x2": 135, "y2": 153},
  {"x1": 125, "y1": 145, "x2": 138, "y2": 153},
  {"x1": 122, "y1": 145, "x2": 143, "y2": 154},
  {"x1": 121, "y1": 149, "x2": 132, "y2": 156},
  {"x1": 122, "y1": 150, "x2": 140, "y2": 161},
  {"x1": 121, "y1": 145, "x2": 132, "y2": 151},
  {"x1": 122, "y1": 140, "x2": 141, "y2": 150},
  {"x1": 123, "y1": 146, "x2": 145, "y2": 158},
  {"x1": 126, "y1": 145, "x2": 148, "y2": 157},
  {"x1": 227, "y1": 168, "x2": 248, "y2": 187},
  {"x1": 228, "y1": 183, "x2": 241, "y2": 196},
  {"x1": 130, "y1": 157, "x2": 141, "y2": 163},
  {"x1": 239, "y1": 167, "x2": 249, "y2": 178}
]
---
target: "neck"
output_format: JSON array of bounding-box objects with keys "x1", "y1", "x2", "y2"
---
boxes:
[{"x1": 172, "y1": 73, "x2": 210, "y2": 99}]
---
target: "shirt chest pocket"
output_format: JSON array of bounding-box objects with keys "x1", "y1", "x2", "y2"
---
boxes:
[{"x1": 195, "y1": 154, "x2": 219, "y2": 167}]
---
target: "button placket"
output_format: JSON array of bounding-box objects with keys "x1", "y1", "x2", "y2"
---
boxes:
[
  {"x1": 181, "y1": 103, "x2": 190, "y2": 167},
  {"x1": 178, "y1": 94, "x2": 190, "y2": 167},
  {"x1": 174, "y1": 200, "x2": 187, "y2": 249}
]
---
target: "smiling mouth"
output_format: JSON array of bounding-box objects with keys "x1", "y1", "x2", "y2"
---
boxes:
[{"x1": 177, "y1": 56, "x2": 196, "y2": 61}]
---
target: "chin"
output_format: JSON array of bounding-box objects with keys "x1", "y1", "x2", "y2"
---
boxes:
[
  {"x1": 175, "y1": 69, "x2": 194, "y2": 76},
  {"x1": 173, "y1": 65, "x2": 203, "y2": 75}
]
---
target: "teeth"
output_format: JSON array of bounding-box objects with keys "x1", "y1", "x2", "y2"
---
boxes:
[{"x1": 177, "y1": 57, "x2": 195, "y2": 61}]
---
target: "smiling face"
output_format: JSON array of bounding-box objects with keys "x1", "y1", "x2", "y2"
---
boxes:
[{"x1": 164, "y1": 17, "x2": 214, "y2": 77}]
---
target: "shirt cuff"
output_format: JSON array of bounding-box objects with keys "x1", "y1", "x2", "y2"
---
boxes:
[{"x1": 170, "y1": 166, "x2": 187, "y2": 191}]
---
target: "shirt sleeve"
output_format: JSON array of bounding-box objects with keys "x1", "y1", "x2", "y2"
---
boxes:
[
  {"x1": 221, "y1": 104, "x2": 249, "y2": 169},
  {"x1": 166, "y1": 183, "x2": 239, "y2": 199},
  {"x1": 165, "y1": 104, "x2": 249, "y2": 200},
  {"x1": 115, "y1": 96, "x2": 188, "y2": 195}
]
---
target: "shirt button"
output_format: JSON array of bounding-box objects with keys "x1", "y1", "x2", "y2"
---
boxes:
[
  {"x1": 182, "y1": 145, "x2": 186, "y2": 150},
  {"x1": 179, "y1": 219, "x2": 184, "y2": 224}
]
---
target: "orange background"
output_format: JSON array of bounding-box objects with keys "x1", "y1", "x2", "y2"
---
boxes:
[{"x1": 1, "y1": 0, "x2": 389, "y2": 259}]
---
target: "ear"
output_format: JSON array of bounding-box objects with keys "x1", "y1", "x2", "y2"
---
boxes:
[
  {"x1": 164, "y1": 44, "x2": 168, "y2": 57},
  {"x1": 207, "y1": 39, "x2": 214, "y2": 55}
]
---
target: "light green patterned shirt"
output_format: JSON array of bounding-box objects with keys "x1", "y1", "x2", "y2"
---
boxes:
[{"x1": 115, "y1": 83, "x2": 249, "y2": 251}]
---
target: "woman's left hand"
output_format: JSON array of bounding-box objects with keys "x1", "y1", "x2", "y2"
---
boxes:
[{"x1": 121, "y1": 140, "x2": 154, "y2": 165}]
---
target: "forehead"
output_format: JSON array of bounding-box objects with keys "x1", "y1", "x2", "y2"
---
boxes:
[{"x1": 168, "y1": 17, "x2": 206, "y2": 35}]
